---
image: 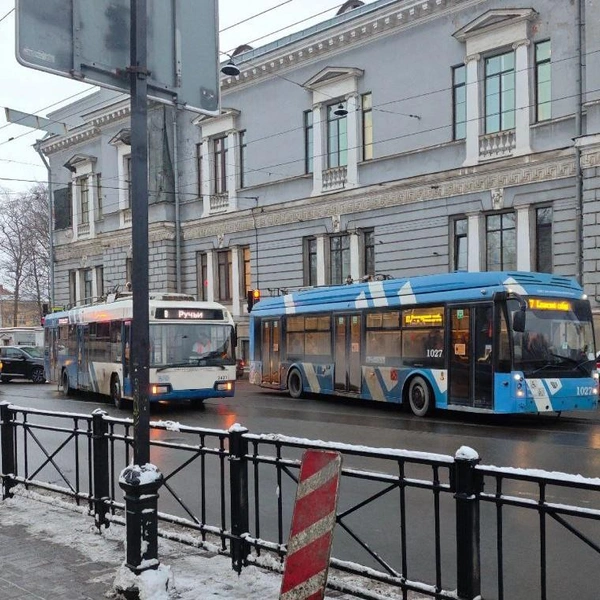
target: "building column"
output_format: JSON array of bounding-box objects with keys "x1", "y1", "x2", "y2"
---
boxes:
[
  {"x1": 346, "y1": 93, "x2": 360, "y2": 188},
  {"x1": 513, "y1": 40, "x2": 532, "y2": 156},
  {"x1": 89, "y1": 173, "x2": 96, "y2": 237},
  {"x1": 227, "y1": 129, "x2": 239, "y2": 211},
  {"x1": 316, "y1": 235, "x2": 326, "y2": 286},
  {"x1": 206, "y1": 249, "x2": 215, "y2": 302},
  {"x1": 312, "y1": 103, "x2": 324, "y2": 196},
  {"x1": 201, "y1": 137, "x2": 211, "y2": 217},
  {"x1": 71, "y1": 174, "x2": 80, "y2": 239},
  {"x1": 231, "y1": 246, "x2": 241, "y2": 317},
  {"x1": 463, "y1": 54, "x2": 480, "y2": 167},
  {"x1": 350, "y1": 231, "x2": 360, "y2": 281},
  {"x1": 467, "y1": 213, "x2": 481, "y2": 272},
  {"x1": 516, "y1": 206, "x2": 531, "y2": 271}
]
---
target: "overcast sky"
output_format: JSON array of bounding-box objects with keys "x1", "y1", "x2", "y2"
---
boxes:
[{"x1": 0, "y1": 0, "x2": 347, "y2": 196}]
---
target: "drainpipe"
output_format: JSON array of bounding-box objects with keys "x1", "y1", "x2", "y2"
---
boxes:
[
  {"x1": 173, "y1": 104, "x2": 181, "y2": 293},
  {"x1": 34, "y1": 143, "x2": 54, "y2": 310},
  {"x1": 575, "y1": 0, "x2": 584, "y2": 284}
]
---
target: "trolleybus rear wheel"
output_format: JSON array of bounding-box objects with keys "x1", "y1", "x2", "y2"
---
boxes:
[
  {"x1": 61, "y1": 371, "x2": 71, "y2": 397},
  {"x1": 408, "y1": 376, "x2": 433, "y2": 417},
  {"x1": 288, "y1": 369, "x2": 304, "y2": 399},
  {"x1": 111, "y1": 375, "x2": 123, "y2": 410}
]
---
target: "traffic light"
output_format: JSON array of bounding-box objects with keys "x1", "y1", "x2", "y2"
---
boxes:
[{"x1": 247, "y1": 288, "x2": 261, "y2": 312}]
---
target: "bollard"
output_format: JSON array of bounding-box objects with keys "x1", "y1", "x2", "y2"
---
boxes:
[
  {"x1": 454, "y1": 446, "x2": 483, "y2": 600},
  {"x1": 92, "y1": 409, "x2": 110, "y2": 530},
  {"x1": 119, "y1": 463, "x2": 163, "y2": 574},
  {"x1": 0, "y1": 401, "x2": 16, "y2": 499},
  {"x1": 229, "y1": 424, "x2": 250, "y2": 574}
]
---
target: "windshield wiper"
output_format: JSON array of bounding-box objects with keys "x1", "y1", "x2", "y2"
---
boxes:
[
  {"x1": 156, "y1": 360, "x2": 200, "y2": 372},
  {"x1": 548, "y1": 352, "x2": 591, "y2": 375}
]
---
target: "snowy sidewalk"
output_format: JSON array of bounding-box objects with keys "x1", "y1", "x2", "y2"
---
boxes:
[
  {"x1": 0, "y1": 490, "x2": 297, "y2": 599},
  {"x1": 0, "y1": 489, "x2": 430, "y2": 599}
]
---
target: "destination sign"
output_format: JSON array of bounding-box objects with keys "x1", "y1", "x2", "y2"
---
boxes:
[
  {"x1": 528, "y1": 298, "x2": 572, "y2": 312},
  {"x1": 403, "y1": 307, "x2": 444, "y2": 327},
  {"x1": 155, "y1": 308, "x2": 224, "y2": 321}
]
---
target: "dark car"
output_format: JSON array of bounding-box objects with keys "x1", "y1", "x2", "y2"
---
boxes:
[{"x1": 0, "y1": 346, "x2": 46, "y2": 384}]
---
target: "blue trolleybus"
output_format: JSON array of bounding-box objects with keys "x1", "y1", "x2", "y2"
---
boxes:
[
  {"x1": 44, "y1": 293, "x2": 237, "y2": 408},
  {"x1": 248, "y1": 271, "x2": 599, "y2": 417}
]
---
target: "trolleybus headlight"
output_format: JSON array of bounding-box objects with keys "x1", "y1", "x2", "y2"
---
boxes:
[
  {"x1": 513, "y1": 373, "x2": 524, "y2": 382},
  {"x1": 594, "y1": 371, "x2": 599, "y2": 381},
  {"x1": 151, "y1": 384, "x2": 170, "y2": 395},
  {"x1": 216, "y1": 381, "x2": 233, "y2": 391}
]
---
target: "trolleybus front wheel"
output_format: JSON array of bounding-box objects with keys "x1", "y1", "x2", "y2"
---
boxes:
[
  {"x1": 288, "y1": 369, "x2": 304, "y2": 399},
  {"x1": 111, "y1": 375, "x2": 124, "y2": 410},
  {"x1": 407, "y1": 376, "x2": 434, "y2": 417}
]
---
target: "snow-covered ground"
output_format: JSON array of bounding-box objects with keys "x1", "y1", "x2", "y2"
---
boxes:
[{"x1": 0, "y1": 489, "x2": 426, "y2": 599}]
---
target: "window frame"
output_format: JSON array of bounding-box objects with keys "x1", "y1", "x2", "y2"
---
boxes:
[
  {"x1": 363, "y1": 229, "x2": 375, "y2": 278},
  {"x1": 78, "y1": 176, "x2": 89, "y2": 225},
  {"x1": 535, "y1": 40, "x2": 552, "y2": 123},
  {"x1": 329, "y1": 234, "x2": 351, "y2": 285},
  {"x1": 535, "y1": 206, "x2": 553, "y2": 273},
  {"x1": 124, "y1": 155, "x2": 132, "y2": 209},
  {"x1": 96, "y1": 173, "x2": 103, "y2": 219},
  {"x1": 239, "y1": 130, "x2": 247, "y2": 189},
  {"x1": 242, "y1": 246, "x2": 251, "y2": 295},
  {"x1": 217, "y1": 249, "x2": 232, "y2": 302},
  {"x1": 452, "y1": 64, "x2": 467, "y2": 140},
  {"x1": 304, "y1": 110, "x2": 313, "y2": 174},
  {"x1": 304, "y1": 237, "x2": 318, "y2": 287},
  {"x1": 327, "y1": 102, "x2": 348, "y2": 169},
  {"x1": 453, "y1": 218, "x2": 468, "y2": 272},
  {"x1": 213, "y1": 135, "x2": 228, "y2": 195},
  {"x1": 196, "y1": 252, "x2": 208, "y2": 301},
  {"x1": 361, "y1": 93, "x2": 373, "y2": 161},
  {"x1": 196, "y1": 142, "x2": 203, "y2": 198},
  {"x1": 484, "y1": 50, "x2": 516, "y2": 134},
  {"x1": 485, "y1": 212, "x2": 516, "y2": 271}
]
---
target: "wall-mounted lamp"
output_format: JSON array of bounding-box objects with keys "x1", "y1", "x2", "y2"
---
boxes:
[
  {"x1": 221, "y1": 59, "x2": 240, "y2": 77},
  {"x1": 333, "y1": 102, "x2": 348, "y2": 117}
]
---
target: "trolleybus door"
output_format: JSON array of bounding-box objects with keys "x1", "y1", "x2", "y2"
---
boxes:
[
  {"x1": 448, "y1": 305, "x2": 494, "y2": 409},
  {"x1": 334, "y1": 314, "x2": 362, "y2": 393},
  {"x1": 77, "y1": 325, "x2": 90, "y2": 390},
  {"x1": 261, "y1": 320, "x2": 281, "y2": 384}
]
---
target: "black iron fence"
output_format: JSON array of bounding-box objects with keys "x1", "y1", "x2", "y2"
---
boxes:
[{"x1": 1, "y1": 400, "x2": 599, "y2": 600}]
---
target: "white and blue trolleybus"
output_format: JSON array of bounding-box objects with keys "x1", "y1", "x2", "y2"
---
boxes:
[
  {"x1": 44, "y1": 293, "x2": 237, "y2": 408},
  {"x1": 249, "y1": 272, "x2": 599, "y2": 417}
]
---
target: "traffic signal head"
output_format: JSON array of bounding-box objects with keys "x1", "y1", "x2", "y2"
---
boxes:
[{"x1": 247, "y1": 289, "x2": 261, "y2": 312}]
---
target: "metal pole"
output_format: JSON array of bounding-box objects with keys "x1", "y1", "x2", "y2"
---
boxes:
[
  {"x1": 34, "y1": 145, "x2": 54, "y2": 310},
  {"x1": 130, "y1": 0, "x2": 150, "y2": 467}
]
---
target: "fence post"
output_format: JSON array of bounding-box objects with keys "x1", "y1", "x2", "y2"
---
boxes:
[
  {"x1": 454, "y1": 446, "x2": 483, "y2": 600},
  {"x1": 0, "y1": 401, "x2": 16, "y2": 499},
  {"x1": 92, "y1": 409, "x2": 110, "y2": 530},
  {"x1": 229, "y1": 425, "x2": 250, "y2": 574}
]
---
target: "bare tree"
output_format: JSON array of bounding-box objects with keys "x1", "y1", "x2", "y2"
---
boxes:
[{"x1": 0, "y1": 184, "x2": 50, "y2": 323}]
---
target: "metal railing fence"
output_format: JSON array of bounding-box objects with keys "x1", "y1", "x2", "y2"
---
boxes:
[{"x1": 1, "y1": 400, "x2": 600, "y2": 600}]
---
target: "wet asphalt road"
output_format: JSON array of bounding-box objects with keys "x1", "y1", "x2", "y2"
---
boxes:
[{"x1": 2, "y1": 380, "x2": 600, "y2": 599}]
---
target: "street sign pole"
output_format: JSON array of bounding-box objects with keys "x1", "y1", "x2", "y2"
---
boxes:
[{"x1": 130, "y1": 0, "x2": 150, "y2": 467}]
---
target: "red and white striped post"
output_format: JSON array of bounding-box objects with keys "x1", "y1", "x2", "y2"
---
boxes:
[{"x1": 279, "y1": 449, "x2": 343, "y2": 600}]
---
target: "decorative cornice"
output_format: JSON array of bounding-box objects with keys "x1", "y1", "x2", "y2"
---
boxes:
[
  {"x1": 183, "y1": 149, "x2": 587, "y2": 240},
  {"x1": 221, "y1": 0, "x2": 483, "y2": 93}
]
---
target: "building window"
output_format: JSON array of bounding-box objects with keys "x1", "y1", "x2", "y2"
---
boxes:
[
  {"x1": 242, "y1": 246, "x2": 251, "y2": 294},
  {"x1": 96, "y1": 174, "x2": 103, "y2": 219},
  {"x1": 96, "y1": 266, "x2": 104, "y2": 300},
  {"x1": 535, "y1": 40, "x2": 551, "y2": 122},
  {"x1": 485, "y1": 51, "x2": 515, "y2": 134},
  {"x1": 452, "y1": 65, "x2": 466, "y2": 140},
  {"x1": 363, "y1": 229, "x2": 375, "y2": 277},
  {"x1": 124, "y1": 155, "x2": 132, "y2": 208},
  {"x1": 305, "y1": 237, "x2": 317, "y2": 286},
  {"x1": 213, "y1": 136, "x2": 228, "y2": 194},
  {"x1": 239, "y1": 130, "x2": 247, "y2": 189},
  {"x1": 78, "y1": 177, "x2": 89, "y2": 224},
  {"x1": 362, "y1": 93, "x2": 373, "y2": 161},
  {"x1": 304, "y1": 110, "x2": 313, "y2": 174},
  {"x1": 327, "y1": 102, "x2": 348, "y2": 168},
  {"x1": 454, "y1": 218, "x2": 468, "y2": 271},
  {"x1": 535, "y1": 207, "x2": 553, "y2": 273},
  {"x1": 486, "y1": 213, "x2": 516, "y2": 271},
  {"x1": 83, "y1": 269, "x2": 93, "y2": 303},
  {"x1": 196, "y1": 252, "x2": 208, "y2": 301},
  {"x1": 69, "y1": 270, "x2": 76, "y2": 306},
  {"x1": 330, "y1": 234, "x2": 350, "y2": 285},
  {"x1": 196, "y1": 142, "x2": 203, "y2": 198},
  {"x1": 217, "y1": 250, "x2": 232, "y2": 302}
]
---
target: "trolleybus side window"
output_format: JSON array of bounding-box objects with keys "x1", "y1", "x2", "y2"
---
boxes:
[
  {"x1": 305, "y1": 315, "x2": 331, "y2": 359},
  {"x1": 401, "y1": 306, "x2": 444, "y2": 367},
  {"x1": 286, "y1": 316, "x2": 305, "y2": 358},
  {"x1": 365, "y1": 311, "x2": 400, "y2": 366}
]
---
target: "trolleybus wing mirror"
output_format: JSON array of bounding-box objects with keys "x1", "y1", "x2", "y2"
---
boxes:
[{"x1": 513, "y1": 309, "x2": 526, "y2": 333}]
